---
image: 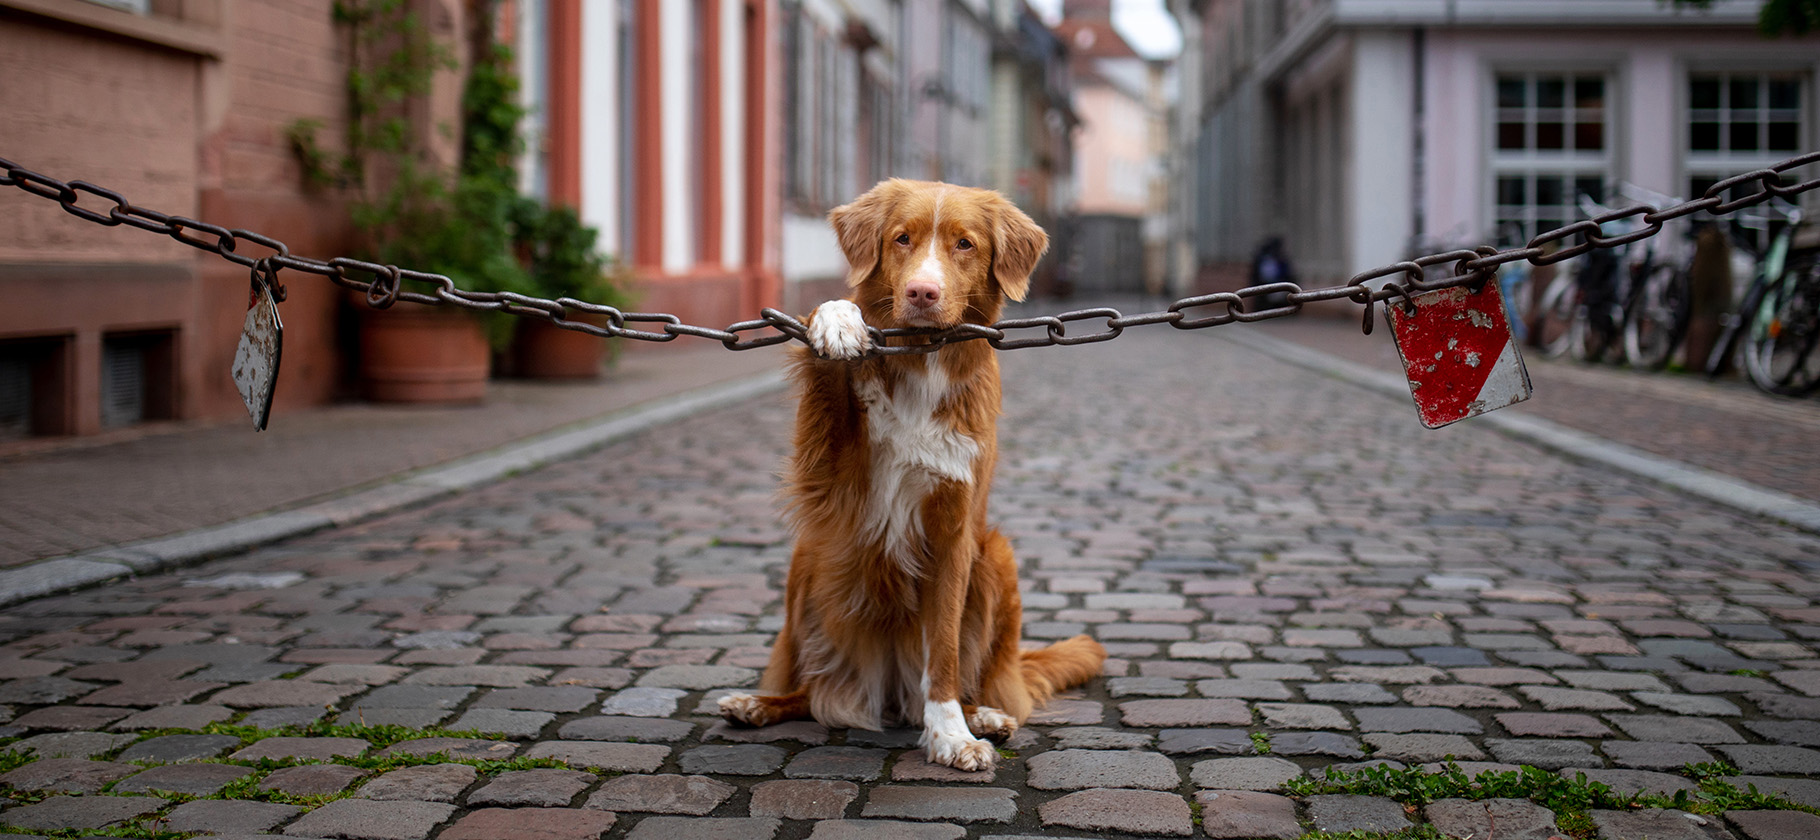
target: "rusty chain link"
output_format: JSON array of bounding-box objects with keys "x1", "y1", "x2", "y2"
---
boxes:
[{"x1": 5, "y1": 151, "x2": 1819, "y2": 359}]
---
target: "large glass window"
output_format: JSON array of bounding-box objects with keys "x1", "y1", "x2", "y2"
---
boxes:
[
  {"x1": 1492, "y1": 72, "x2": 1610, "y2": 242},
  {"x1": 1687, "y1": 73, "x2": 1807, "y2": 249},
  {"x1": 1690, "y1": 73, "x2": 1803, "y2": 156}
]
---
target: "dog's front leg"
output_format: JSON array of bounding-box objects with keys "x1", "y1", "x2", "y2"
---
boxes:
[{"x1": 917, "y1": 494, "x2": 998, "y2": 772}]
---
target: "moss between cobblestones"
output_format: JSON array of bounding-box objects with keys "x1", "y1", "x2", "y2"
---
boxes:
[
  {"x1": 0, "y1": 721, "x2": 612, "y2": 839},
  {"x1": 1285, "y1": 760, "x2": 1817, "y2": 839},
  {"x1": 1251, "y1": 730, "x2": 1274, "y2": 754},
  {"x1": 0, "y1": 749, "x2": 32, "y2": 774},
  {"x1": 1295, "y1": 828, "x2": 1446, "y2": 840},
  {"x1": 18, "y1": 828, "x2": 191, "y2": 840}
]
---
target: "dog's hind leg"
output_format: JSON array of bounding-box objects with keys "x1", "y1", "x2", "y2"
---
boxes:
[
  {"x1": 718, "y1": 689, "x2": 813, "y2": 728},
  {"x1": 962, "y1": 704, "x2": 1017, "y2": 742}
]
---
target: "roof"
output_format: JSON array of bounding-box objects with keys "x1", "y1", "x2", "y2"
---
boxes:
[{"x1": 1052, "y1": 18, "x2": 1141, "y2": 61}]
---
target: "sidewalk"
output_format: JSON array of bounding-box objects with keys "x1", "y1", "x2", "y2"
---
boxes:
[
  {"x1": 0, "y1": 324, "x2": 1817, "y2": 840},
  {"x1": 1252, "y1": 314, "x2": 1820, "y2": 506},
  {"x1": 0, "y1": 342, "x2": 784, "y2": 569}
]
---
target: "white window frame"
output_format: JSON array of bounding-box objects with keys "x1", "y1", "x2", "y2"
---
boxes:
[
  {"x1": 1685, "y1": 70, "x2": 1809, "y2": 250},
  {"x1": 1489, "y1": 70, "x2": 1613, "y2": 244}
]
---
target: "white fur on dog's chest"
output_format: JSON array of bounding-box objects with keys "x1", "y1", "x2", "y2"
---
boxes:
[{"x1": 854, "y1": 355, "x2": 978, "y2": 561}]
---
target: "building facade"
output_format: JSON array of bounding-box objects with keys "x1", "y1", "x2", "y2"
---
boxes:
[
  {"x1": 775, "y1": 0, "x2": 1078, "y2": 309},
  {"x1": 1, "y1": 0, "x2": 359, "y2": 439},
  {"x1": 1, "y1": 0, "x2": 1076, "y2": 441},
  {"x1": 1055, "y1": 0, "x2": 1173, "y2": 296},
  {"x1": 513, "y1": 0, "x2": 781, "y2": 329},
  {"x1": 1173, "y1": 0, "x2": 1820, "y2": 291}
]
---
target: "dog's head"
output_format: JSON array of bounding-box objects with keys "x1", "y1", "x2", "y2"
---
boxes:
[{"x1": 828, "y1": 179, "x2": 1048, "y2": 329}]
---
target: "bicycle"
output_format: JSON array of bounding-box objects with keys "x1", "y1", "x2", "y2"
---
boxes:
[
  {"x1": 1703, "y1": 197, "x2": 1820, "y2": 396},
  {"x1": 1559, "y1": 192, "x2": 1640, "y2": 364},
  {"x1": 1743, "y1": 228, "x2": 1820, "y2": 396},
  {"x1": 1617, "y1": 185, "x2": 1695, "y2": 370}
]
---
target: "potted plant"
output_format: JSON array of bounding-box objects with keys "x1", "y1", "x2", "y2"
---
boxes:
[
  {"x1": 509, "y1": 202, "x2": 633, "y2": 379},
  {"x1": 291, "y1": 5, "x2": 546, "y2": 403},
  {"x1": 353, "y1": 164, "x2": 528, "y2": 403}
]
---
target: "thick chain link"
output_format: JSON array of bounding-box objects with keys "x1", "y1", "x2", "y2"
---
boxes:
[{"x1": 5, "y1": 151, "x2": 1818, "y2": 358}]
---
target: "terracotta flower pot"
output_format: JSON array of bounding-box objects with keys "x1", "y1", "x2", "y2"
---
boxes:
[
  {"x1": 359, "y1": 306, "x2": 489, "y2": 403},
  {"x1": 513, "y1": 315, "x2": 610, "y2": 379}
]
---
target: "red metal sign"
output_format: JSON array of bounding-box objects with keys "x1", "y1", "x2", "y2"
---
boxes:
[{"x1": 1386, "y1": 280, "x2": 1532, "y2": 429}]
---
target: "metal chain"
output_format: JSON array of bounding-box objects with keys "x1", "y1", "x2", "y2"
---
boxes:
[{"x1": 5, "y1": 151, "x2": 1818, "y2": 359}]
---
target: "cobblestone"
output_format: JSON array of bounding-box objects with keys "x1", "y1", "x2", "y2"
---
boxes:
[
  {"x1": 1306, "y1": 794, "x2": 1412, "y2": 833},
  {"x1": 1026, "y1": 749, "x2": 1179, "y2": 790},
  {"x1": 586, "y1": 773, "x2": 736, "y2": 815},
  {"x1": 1188, "y1": 756, "x2": 1304, "y2": 790},
  {"x1": 440, "y1": 808, "x2": 618, "y2": 840},
  {"x1": 282, "y1": 799, "x2": 457, "y2": 840},
  {"x1": 749, "y1": 779, "x2": 860, "y2": 819},
  {"x1": 1036, "y1": 788, "x2": 1193, "y2": 836},
  {"x1": 860, "y1": 786, "x2": 1018, "y2": 822},
  {"x1": 113, "y1": 762, "x2": 254, "y2": 795},
  {"x1": 3, "y1": 326, "x2": 1820, "y2": 839}
]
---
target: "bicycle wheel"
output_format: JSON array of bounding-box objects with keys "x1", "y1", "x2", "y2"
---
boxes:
[
  {"x1": 1622, "y1": 263, "x2": 1690, "y2": 370},
  {"x1": 1534, "y1": 272, "x2": 1579, "y2": 358},
  {"x1": 1745, "y1": 257, "x2": 1820, "y2": 396},
  {"x1": 1569, "y1": 299, "x2": 1621, "y2": 363}
]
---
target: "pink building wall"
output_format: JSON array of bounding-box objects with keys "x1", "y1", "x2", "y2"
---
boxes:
[{"x1": 1419, "y1": 27, "x2": 1820, "y2": 244}]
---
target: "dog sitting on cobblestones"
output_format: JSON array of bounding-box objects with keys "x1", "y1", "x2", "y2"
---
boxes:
[{"x1": 718, "y1": 179, "x2": 1107, "y2": 771}]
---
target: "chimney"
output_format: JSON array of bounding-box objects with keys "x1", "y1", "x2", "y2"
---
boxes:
[{"x1": 1062, "y1": 0, "x2": 1114, "y2": 20}]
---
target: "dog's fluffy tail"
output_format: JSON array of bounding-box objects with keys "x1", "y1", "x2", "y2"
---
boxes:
[{"x1": 1019, "y1": 635, "x2": 1107, "y2": 705}]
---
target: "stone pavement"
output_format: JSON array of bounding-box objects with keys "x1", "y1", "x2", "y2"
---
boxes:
[
  {"x1": 1254, "y1": 315, "x2": 1820, "y2": 506},
  {"x1": 0, "y1": 344, "x2": 782, "y2": 568},
  {"x1": 1, "y1": 326, "x2": 1819, "y2": 839}
]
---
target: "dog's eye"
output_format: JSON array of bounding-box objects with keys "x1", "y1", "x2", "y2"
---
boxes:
[
  {"x1": 956, "y1": 238, "x2": 973, "y2": 250},
  {"x1": 894, "y1": 233, "x2": 911, "y2": 246}
]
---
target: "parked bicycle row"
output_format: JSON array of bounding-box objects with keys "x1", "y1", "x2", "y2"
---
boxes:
[{"x1": 1411, "y1": 187, "x2": 1820, "y2": 398}]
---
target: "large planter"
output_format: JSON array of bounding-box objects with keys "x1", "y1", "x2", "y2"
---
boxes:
[
  {"x1": 513, "y1": 315, "x2": 609, "y2": 379},
  {"x1": 359, "y1": 306, "x2": 489, "y2": 403}
]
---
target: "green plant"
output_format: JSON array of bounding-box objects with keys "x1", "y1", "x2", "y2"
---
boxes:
[
  {"x1": 1294, "y1": 828, "x2": 1447, "y2": 840},
  {"x1": 1250, "y1": 731, "x2": 1273, "y2": 755},
  {"x1": 1289, "y1": 760, "x2": 1817, "y2": 839},
  {"x1": 286, "y1": 0, "x2": 625, "y2": 352},
  {"x1": 512, "y1": 202, "x2": 633, "y2": 307}
]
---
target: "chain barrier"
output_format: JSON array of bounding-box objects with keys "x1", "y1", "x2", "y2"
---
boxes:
[{"x1": 4, "y1": 152, "x2": 1819, "y2": 359}]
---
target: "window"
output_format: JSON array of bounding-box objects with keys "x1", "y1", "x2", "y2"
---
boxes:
[
  {"x1": 0, "y1": 337, "x2": 72, "y2": 439},
  {"x1": 100, "y1": 331, "x2": 175, "y2": 429},
  {"x1": 617, "y1": 0, "x2": 638, "y2": 257},
  {"x1": 1690, "y1": 74, "x2": 1803, "y2": 157},
  {"x1": 516, "y1": 0, "x2": 550, "y2": 203},
  {"x1": 1688, "y1": 72, "x2": 1805, "y2": 191},
  {"x1": 1492, "y1": 72, "x2": 1610, "y2": 242},
  {"x1": 781, "y1": 2, "x2": 878, "y2": 212},
  {"x1": 782, "y1": 1, "x2": 814, "y2": 207},
  {"x1": 1687, "y1": 73, "x2": 1807, "y2": 250}
]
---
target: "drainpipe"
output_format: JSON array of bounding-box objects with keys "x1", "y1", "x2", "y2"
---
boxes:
[{"x1": 1411, "y1": 25, "x2": 1425, "y2": 243}]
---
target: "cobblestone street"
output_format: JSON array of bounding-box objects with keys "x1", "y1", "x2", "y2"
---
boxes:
[{"x1": 2, "y1": 328, "x2": 1820, "y2": 839}]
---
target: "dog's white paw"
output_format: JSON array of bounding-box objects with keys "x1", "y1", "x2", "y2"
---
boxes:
[
  {"x1": 924, "y1": 730, "x2": 999, "y2": 772},
  {"x1": 921, "y1": 697, "x2": 998, "y2": 771},
  {"x1": 968, "y1": 706, "x2": 1018, "y2": 743},
  {"x1": 807, "y1": 300, "x2": 871, "y2": 360},
  {"x1": 718, "y1": 692, "x2": 764, "y2": 726}
]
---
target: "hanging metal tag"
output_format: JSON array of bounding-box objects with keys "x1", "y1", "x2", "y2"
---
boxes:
[
  {"x1": 232, "y1": 262, "x2": 284, "y2": 431},
  {"x1": 1386, "y1": 279, "x2": 1532, "y2": 429}
]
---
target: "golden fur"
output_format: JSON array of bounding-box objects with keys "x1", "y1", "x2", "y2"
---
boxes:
[{"x1": 718, "y1": 179, "x2": 1106, "y2": 770}]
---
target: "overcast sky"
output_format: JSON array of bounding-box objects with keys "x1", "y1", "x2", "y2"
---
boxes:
[{"x1": 1026, "y1": 0, "x2": 1183, "y2": 60}]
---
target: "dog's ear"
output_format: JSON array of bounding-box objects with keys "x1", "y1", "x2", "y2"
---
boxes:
[
  {"x1": 989, "y1": 195, "x2": 1048, "y2": 302},
  {"x1": 828, "y1": 180, "x2": 900, "y2": 289}
]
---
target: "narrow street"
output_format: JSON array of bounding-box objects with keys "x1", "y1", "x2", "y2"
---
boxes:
[{"x1": 1, "y1": 327, "x2": 1817, "y2": 839}]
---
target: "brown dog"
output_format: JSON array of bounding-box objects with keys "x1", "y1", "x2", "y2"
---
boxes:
[{"x1": 718, "y1": 179, "x2": 1106, "y2": 771}]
